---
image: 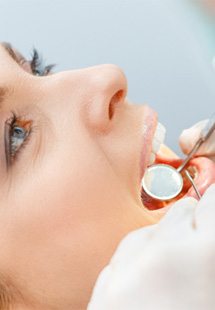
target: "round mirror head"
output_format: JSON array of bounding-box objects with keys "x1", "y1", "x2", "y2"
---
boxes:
[{"x1": 141, "y1": 164, "x2": 183, "y2": 201}]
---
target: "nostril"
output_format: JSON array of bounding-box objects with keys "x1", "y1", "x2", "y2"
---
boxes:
[{"x1": 109, "y1": 89, "x2": 124, "y2": 120}]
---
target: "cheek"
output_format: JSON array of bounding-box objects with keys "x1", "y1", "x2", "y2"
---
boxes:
[
  {"x1": 5, "y1": 135, "x2": 122, "y2": 248},
  {"x1": 0, "y1": 133, "x2": 139, "y2": 297}
]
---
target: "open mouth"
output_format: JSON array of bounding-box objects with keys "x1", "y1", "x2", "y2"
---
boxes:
[{"x1": 141, "y1": 124, "x2": 215, "y2": 210}]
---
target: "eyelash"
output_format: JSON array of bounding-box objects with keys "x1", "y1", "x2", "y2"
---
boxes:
[
  {"x1": 30, "y1": 48, "x2": 55, "y2": 76},
  {"x1": 5, "y1": 112, "x2": 33, "y2": 167}
]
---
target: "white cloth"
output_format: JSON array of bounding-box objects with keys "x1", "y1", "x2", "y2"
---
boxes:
[{"x1": 88, "y1": 184, "x2": 215, "y2": 310}]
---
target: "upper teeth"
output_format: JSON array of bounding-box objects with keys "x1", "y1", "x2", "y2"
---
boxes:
[{"x1": 149, "y1": 122, "x2": 166, "y2": 165}]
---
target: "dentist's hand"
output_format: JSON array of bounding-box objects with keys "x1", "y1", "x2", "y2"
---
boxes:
[
  {"x1": 87, "y1": 185, "x2": 215, "y2": 310},
  {"x1": 179, "y1": 119, "x2": 215, "y2": 161}
]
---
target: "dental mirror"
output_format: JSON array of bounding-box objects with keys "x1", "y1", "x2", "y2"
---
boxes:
[
  {"x1": 142, "y1": 113, "x2": 215, "y2": 201},
  {"x1": 142, "y1": 164, "x2": 183, "y2": 200}
]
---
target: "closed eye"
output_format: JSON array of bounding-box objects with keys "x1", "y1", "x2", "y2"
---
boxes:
[{"x1": 1, "y1": 42, "x2": 55, "y2": 76}]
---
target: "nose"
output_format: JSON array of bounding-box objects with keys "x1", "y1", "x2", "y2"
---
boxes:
[{"x1": 83, "y1": 64, "x2": 127, "y2": 133}]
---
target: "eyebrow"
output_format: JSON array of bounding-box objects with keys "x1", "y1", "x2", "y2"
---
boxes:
[
  {"x1": 0, "y1": 87, "x2": 9, "y2": 107},
  {"x1": 1, "y1": 42, "x2": 20, "y2": 63},
  {"x1": 0, "y1": 87, "x2": 7, "y2": 100}
]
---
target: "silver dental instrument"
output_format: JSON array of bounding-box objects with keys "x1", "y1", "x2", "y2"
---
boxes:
[
  {"x1": 184, "y1": 169, "x2": 201, "y2": 199},
  {"x1": 142, "y1": 113, "x2": 215, "y2": 201}
]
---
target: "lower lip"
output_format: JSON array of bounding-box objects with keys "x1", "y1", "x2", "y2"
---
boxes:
[{"x1": 139, "y1": 106, "x2": 157, "y2": 183}]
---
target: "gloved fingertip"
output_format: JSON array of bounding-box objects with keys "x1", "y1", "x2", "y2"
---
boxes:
[
  {"x1": 179, "y1": 129, "x2": 190, "y2": 154},
  {"x1": 160, "y1": 197, "x2": 197, "y2": 224},
  {"x1": 179, "y1": 120, "x2": 208, "y2": 154},
  {"x1": 202, "y1": 183, "x2": 215, "y2": 197},
  {"x1": 174, "y1": 196, "x2": 198, "y2": 208}
]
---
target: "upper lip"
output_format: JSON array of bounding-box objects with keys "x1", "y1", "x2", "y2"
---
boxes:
[{"x1": 139, "y1": 105, "x2": 158, "y2": 183}]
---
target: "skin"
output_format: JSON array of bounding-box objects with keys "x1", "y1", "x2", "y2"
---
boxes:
[
  {"x1": 200, "y1": 0, "x2": 215, "y2": 12},
  {"x1": 193, "y1": 0, "x2": 215, "y2": 16},
  {"x1": 0, "y1": 44, "x2": 169, "y2": 309}
]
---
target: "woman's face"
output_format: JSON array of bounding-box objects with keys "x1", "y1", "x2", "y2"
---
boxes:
[{"x1": 0, "y1": 43, "x2": 158, "y2": 309}]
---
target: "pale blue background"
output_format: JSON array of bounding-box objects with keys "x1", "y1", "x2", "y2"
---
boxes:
[{"x1": 0, "y1": 0, "x2": 214, "y2": 153}]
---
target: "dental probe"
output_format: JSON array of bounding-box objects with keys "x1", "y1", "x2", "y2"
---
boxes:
[{"x1": 184, "y1": 170, "x2": 201, "y2": 200}]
